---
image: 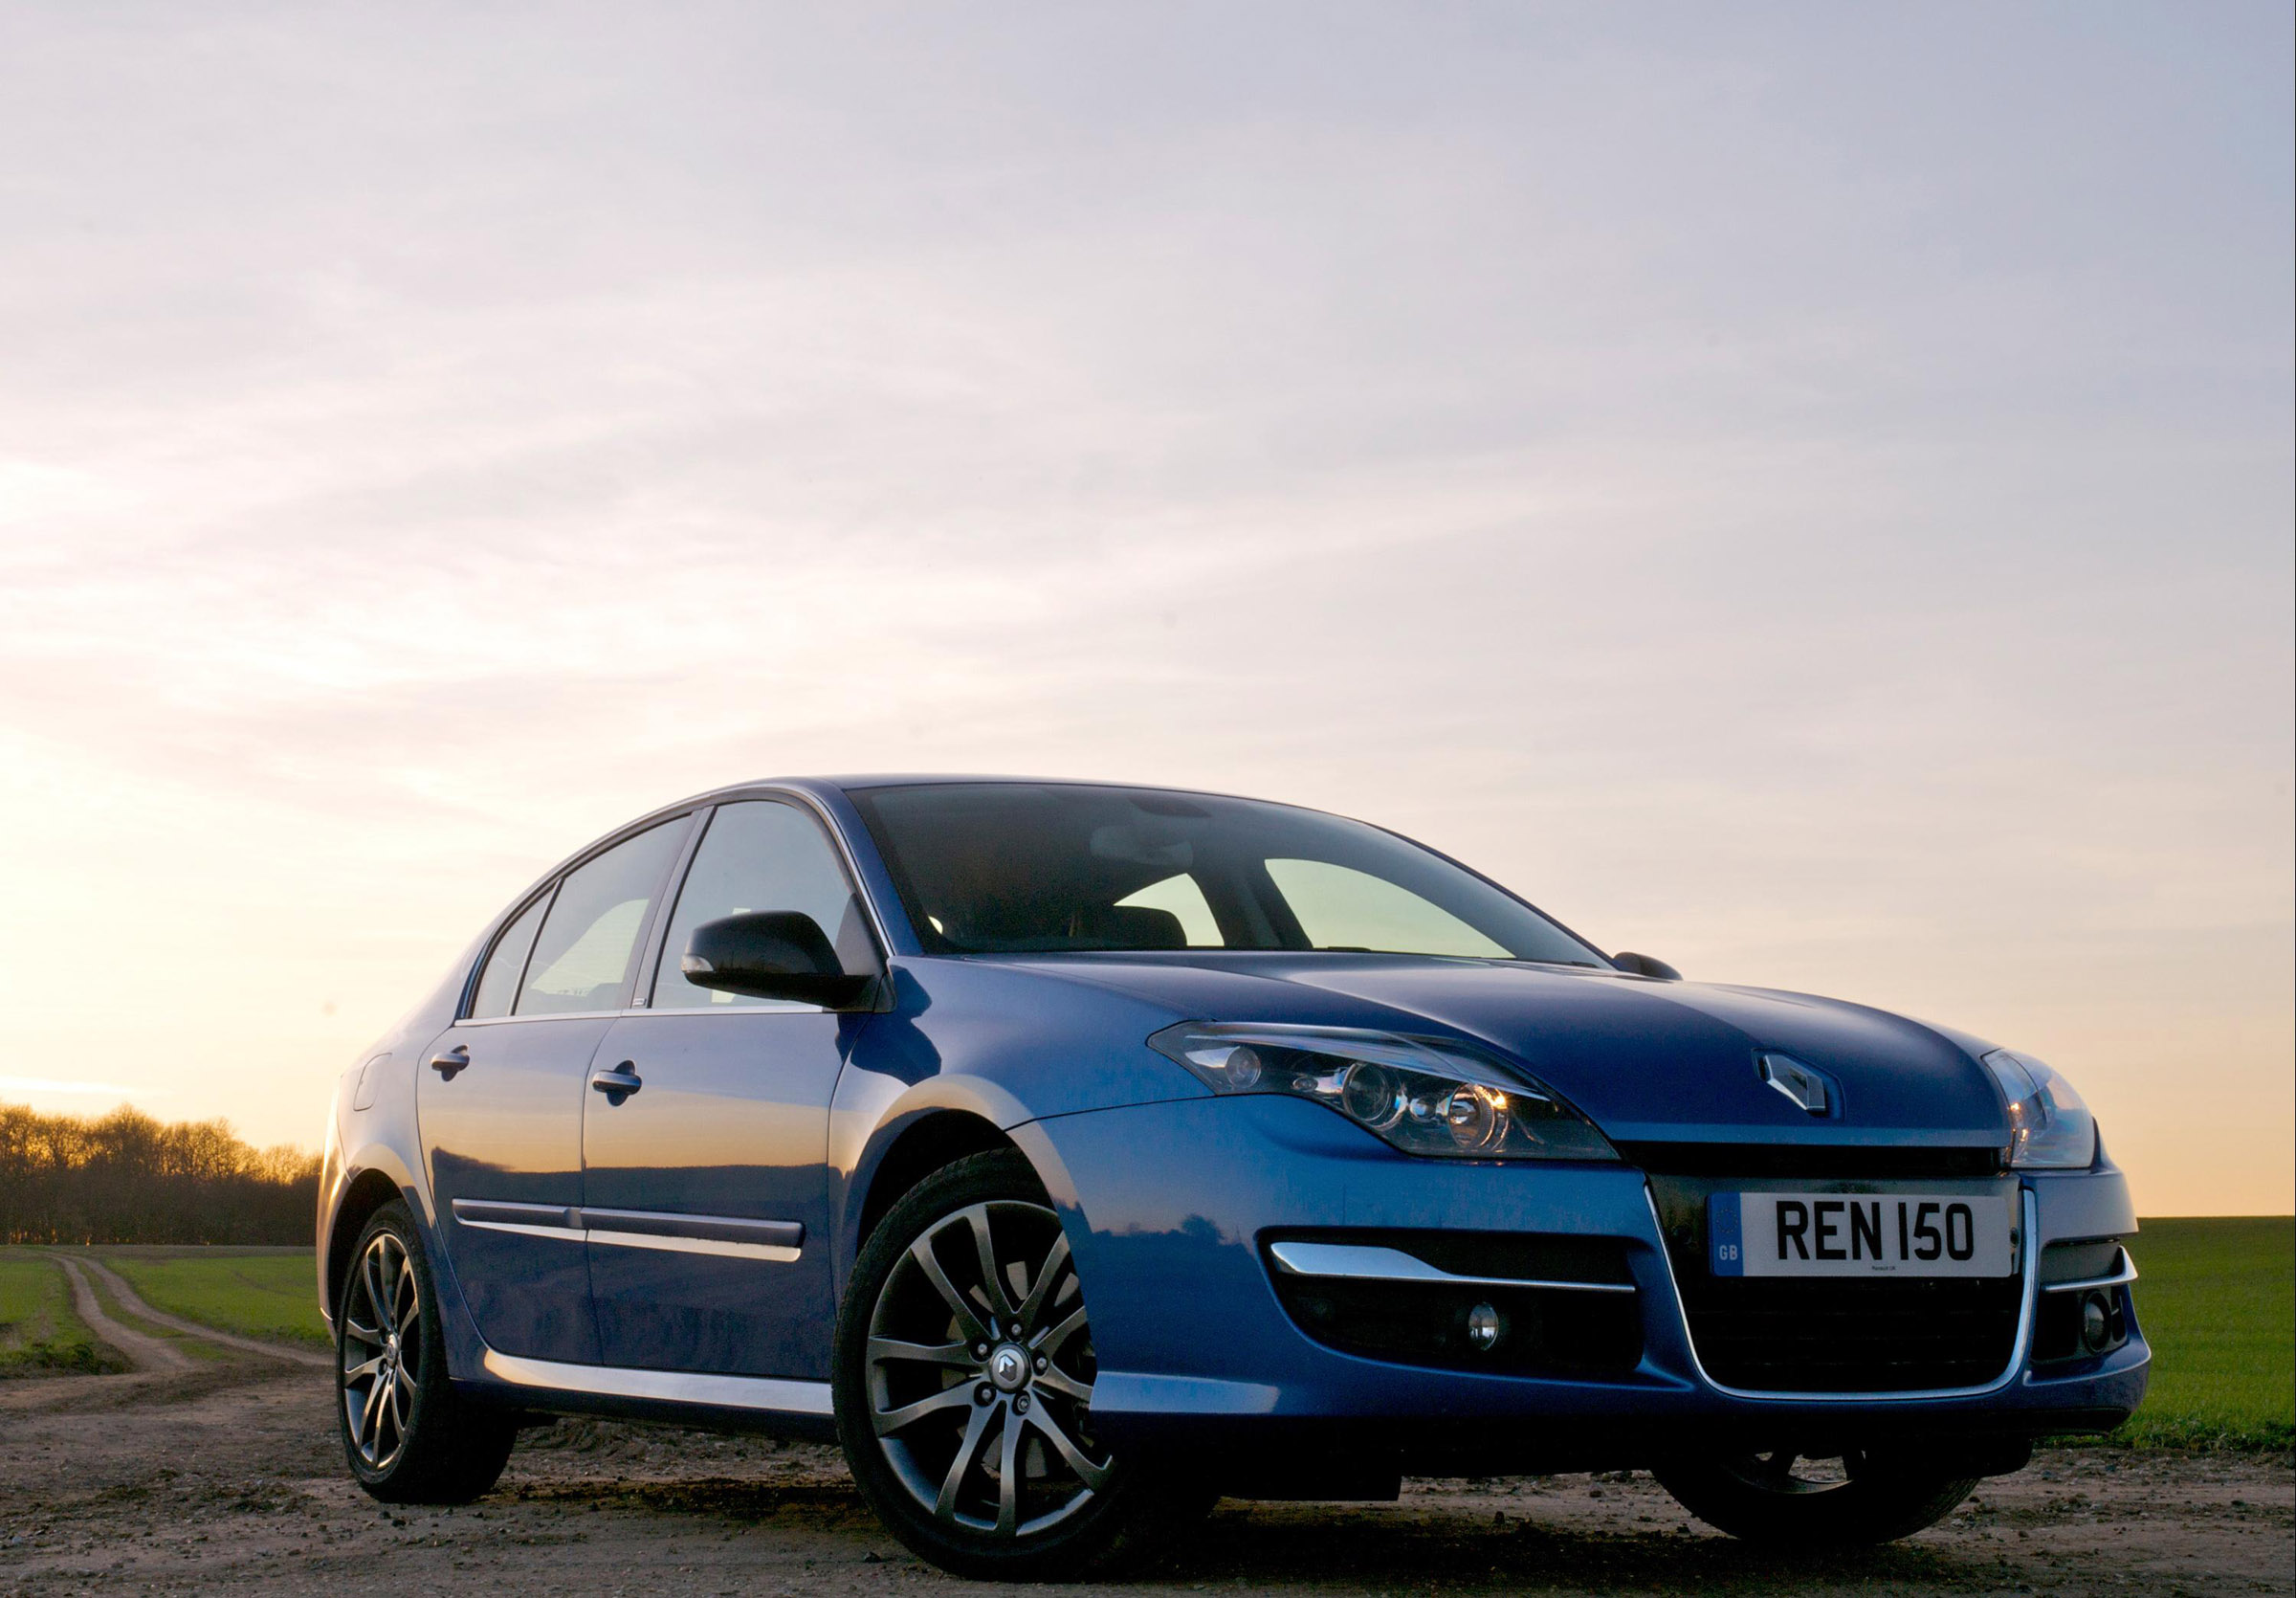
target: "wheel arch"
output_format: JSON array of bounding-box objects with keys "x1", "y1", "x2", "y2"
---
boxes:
[
  {"x1": 850, "y1": 1109, "x2": 1031, "y2": 1255},
  {"x1": 324, "y1": 1165, "x2": 415, "y2": 1321}
]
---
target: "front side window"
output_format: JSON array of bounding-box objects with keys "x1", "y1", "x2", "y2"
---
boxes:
[
  {"x1": 849, "y1": 783, "x2": 1601, "y2": 965},
  {"x1": 516, "y1": 818, "x2": 688, "y2": 1015},
  {"x1": 651, "y1": 800, "x2": 871, "y2": 1010}
]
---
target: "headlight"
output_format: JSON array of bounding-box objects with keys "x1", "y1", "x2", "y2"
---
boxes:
[
  {"x1": 1147, "y1": 1022, "x2": 1618, "y2": 1162},
  {"x1": 1981, "y1": 1049, "x2": 2097, "y2": 1169}
]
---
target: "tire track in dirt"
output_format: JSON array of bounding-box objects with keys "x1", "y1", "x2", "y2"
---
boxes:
[
  {"x1": 53, "y1": 1255, "x2": 190, "y2": 1372},
  {"x1": 74, "y1": 1256, "x2": 332, "y2": 1369}
]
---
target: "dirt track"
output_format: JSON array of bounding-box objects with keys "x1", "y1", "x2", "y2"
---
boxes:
[{"x1": 0, "y1": 1362, "x2": 2288, "y2": 1597}]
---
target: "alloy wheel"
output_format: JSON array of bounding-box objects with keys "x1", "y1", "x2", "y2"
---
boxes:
[
  {"x1": 341, "y1": 1230, "x2": 421, "y2": 1472},
  {"x1": 864, "y1": 1199, "x2": 1111, "y2": 1539}
]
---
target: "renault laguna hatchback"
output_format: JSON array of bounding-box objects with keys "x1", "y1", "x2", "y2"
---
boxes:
[{"x1": 319, "y1": 777, "x2": 2146, "y2": 1579}]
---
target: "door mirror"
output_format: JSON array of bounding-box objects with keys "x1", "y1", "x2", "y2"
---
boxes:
[
  {"x1": 1611, "y1": 950, "x2": 1682, "y2": 981},
  {"x1": 680, "y1": 911, "x2": 874, "y2": 1008}
]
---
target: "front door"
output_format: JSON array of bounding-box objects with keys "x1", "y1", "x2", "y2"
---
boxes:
[
  {"x1": 582, "y1": 798, "x2": 876, "y2": 1377},
  {"x1": 419, "y1": 814, "x2": 690, "y2": 1364}
]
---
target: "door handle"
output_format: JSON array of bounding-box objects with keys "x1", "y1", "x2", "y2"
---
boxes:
[
  {"x1": 429, "y1": 1046, "x2": 469, "y2": 1080},
  {"x1": 590, "y1": 1063, "x2": 642, "y2": 1104}
]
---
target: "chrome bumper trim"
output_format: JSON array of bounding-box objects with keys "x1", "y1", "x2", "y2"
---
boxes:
[
  {"x1": 1268, "y1": 1240, "x2": 1637, "y2": 1295},
  {"x1": 1644, "y1": 1183, "x2": 2040, "y2": 1404}
]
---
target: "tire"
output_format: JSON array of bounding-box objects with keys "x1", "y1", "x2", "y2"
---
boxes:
[
  {"x1": 336, "y1": 1201, "x2": 517, "y2": 1504},
  {"x1": 1654, "y1": 1450, "x2": 1979, "y2": 1546},
  {"x1": 834, "y1": 1150, "x2": 1203, "y2": 1581}
]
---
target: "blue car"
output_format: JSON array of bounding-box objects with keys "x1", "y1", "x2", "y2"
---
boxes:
[{"x1": 318, "y1": 777, "x2": 2147, "y2": 1579}]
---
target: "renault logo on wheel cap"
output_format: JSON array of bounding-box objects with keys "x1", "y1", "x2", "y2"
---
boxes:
[{"x1": 988, "y1": 1345, "x2": 1030, "y2": 1390}]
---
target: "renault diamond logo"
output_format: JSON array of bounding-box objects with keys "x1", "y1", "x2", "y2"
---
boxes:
[{"x1": 1757, "y1": 1053, "x2": 1836, "y2": 1117}]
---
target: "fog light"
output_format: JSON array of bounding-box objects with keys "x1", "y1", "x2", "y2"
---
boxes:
[
  {"x1": 2079, "y1": 1291, "x2": 2113, "y2": 1353},
  {"x1": 1466, "y1": 1302, "x2": 1504, "y2": 1352}
]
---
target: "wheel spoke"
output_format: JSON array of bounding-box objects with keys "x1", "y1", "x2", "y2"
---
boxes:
[
  {"x1": 1015, "y1": 1231, "x2": 1071, "y2": 1328},
  {"x1": 872, "y1": 1385, "x2": 976, "y2": 1437},
  {"x1": 1024, "y1": 1404, "x2": 1111, "y2": 1492},
  {"x1": 1034, "y1": 1302, "x2": 1089, "y2": 1357},
  {"x1": 994, "y1": 1403, "x2": 1025, "y2": 1534},
  {"x1": 1031, "y1": 1364, "x2": 1093, "y2": 1405},
  {"x1": 359, "y1": 1371, "x2": 388, "y2": 1445},
  {"x1": 342, "y1": 1317, "x2": 382, "y2": 1346},
  {"x1": 869, "y1": 1336, "x2": 975, "y2": 1370},
  {"x1": 908, "y1": 1238, "x2": 991, "y2": 1345},
  {"x1": 343, "y1": 1353, "x2": 386, "y2": 1383},
  {"x1": 962, "y1": 1207, "x2": 1016, "y2": 1321},
  {"x1": 934, "y1": 1401, "x2": 996, "y2": 1520}
]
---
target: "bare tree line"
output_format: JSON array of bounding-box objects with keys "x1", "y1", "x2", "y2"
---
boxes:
[{"x1": 0, "y1": 1102, "x2": 320, "y2": 1245}]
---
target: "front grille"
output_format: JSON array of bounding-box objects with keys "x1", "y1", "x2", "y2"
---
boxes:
[
  {"x1": 1647, "y1": 1172, "x2": 2024, "y2": 1394},
  {"x1": 1674, "y1": 1275, "x2": 2022, "y2": 1392}
]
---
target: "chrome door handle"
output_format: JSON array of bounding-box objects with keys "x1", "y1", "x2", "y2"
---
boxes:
[
  {"x1": 590, "y1": 1063, "x2": 642, "y2": 1103},
  {"x1": 429, "y1": 1046, "x2": 469, "y2": 1080}
]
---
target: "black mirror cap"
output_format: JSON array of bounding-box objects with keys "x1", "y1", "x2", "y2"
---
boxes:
[
  {"x1": 682, "y1": 911, "x2": 874, "y2": 1008},
  {"x1": 1611, "y1": 950, "x2": 1683, "y2": 982}
]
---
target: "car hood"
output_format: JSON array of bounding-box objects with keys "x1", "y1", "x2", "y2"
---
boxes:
[{"x1": 1017, "y1": 954, "x2": 2012, "y2": 1148}]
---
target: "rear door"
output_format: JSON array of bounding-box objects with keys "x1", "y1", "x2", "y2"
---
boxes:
[
  {"x1": 582, "y1": 798, "x2": 877, "y2": 1377},
  {"x1": 418, "y1": 815, "x2": 690, "y2": 1365}
]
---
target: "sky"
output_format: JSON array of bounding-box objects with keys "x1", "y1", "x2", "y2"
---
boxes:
[{"x1": 0, "y1": 4, "x2": 2287, "y2": 1214}]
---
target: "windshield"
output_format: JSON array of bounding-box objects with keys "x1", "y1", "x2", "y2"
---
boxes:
[{"x1": 847, "y1": 783, "x2": 1604, "y2": 965}]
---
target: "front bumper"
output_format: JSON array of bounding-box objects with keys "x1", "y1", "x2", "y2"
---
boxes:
[{"x1": 1014, "y1": 1095, "x2": 2148, "y2": 1470}]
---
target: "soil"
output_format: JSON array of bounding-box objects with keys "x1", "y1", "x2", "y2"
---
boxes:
[{"x1": 0, "y1": 1361, "x2": 2287, "y2": 1597}]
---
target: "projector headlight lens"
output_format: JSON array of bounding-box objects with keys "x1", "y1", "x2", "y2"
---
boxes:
[{"x1": 1149, "y1": 1022, "x2": 1618, "y2": 1162}]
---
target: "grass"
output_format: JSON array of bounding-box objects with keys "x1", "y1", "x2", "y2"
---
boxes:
[
  {"x1": 0, "y1": 1251, "x2": 126, "y2": 1375},
  {"x1": 2113, "y1": 1216, "x2": 2294, "y2": 1454},
  {"x1": 99, "y1": 1247, "x2": 330, "y2": 1347}
]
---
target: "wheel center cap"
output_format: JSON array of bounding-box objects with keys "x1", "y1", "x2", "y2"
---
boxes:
[{"x1": 987, "y1": 1343, "x2": 1029, "y2": 1391}]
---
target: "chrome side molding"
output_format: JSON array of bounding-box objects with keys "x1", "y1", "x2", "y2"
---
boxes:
[
  {"x1": 1267, "y1": 1239, "x2": 1638, "y2": 1295},
  {"x1": 451, "y1": 1199, "x2": 804, "y2": 1263},
  {"x1": 481, "y1": 1350, "x2": 833, "y2": 1415}
]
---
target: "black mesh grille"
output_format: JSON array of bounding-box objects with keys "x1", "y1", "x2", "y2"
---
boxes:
[{"x1": 1675, "y1": 1275, "x2": 2022, "y2": 1392}]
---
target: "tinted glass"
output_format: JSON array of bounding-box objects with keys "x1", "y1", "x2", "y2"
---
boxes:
[
  {"x1": 469, "y1": 893, "x2": 549, "y2": 1018},
  {"x1": 517, "y1": 818, "x2": 687, "y2": 1015},
  {"x1": 849, "y1": 783, "x2": 1601, "y2": 964},
  {"x1": 651, "y1": 801, "x2": 870, "y2": 1010}
]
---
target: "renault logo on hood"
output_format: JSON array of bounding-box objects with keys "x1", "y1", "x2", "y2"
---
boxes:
[{"x1": 1757, "y1": 1053, "x2": 1838, "y2": 1117}]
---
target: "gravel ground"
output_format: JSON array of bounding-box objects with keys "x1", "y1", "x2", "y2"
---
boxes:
[{"x1": 0, "y1": 1363, "x2": 2287, "y2": 1597}]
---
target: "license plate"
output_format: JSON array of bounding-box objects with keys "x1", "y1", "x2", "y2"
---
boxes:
[{"x1": 1709, "y1": 1191, "x2": 2018, "y2": 1278}]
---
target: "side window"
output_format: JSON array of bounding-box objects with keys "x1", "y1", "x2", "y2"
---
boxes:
[
  {"x1": 652, "y1": 801, "x2": 868, "y2": 1010},
  {"x1": 469, "y1": 893, "x2": 550, "y2": 1019},
  {"x1": 516, "y1": 818, "x2": 688, "y2": 1016},
  {"x1": 1266, "y1": 858, "x2": 1509, "y2": 958}
]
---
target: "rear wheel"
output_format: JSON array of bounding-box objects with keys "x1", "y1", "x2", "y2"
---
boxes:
[
  {"x1": 337, "y1": 1202, "x2": 516, "y2": 1504},
  {"x1": 1655, "y1": 1450, "x2": 1979, "y2": 1545},
  {"x1": 834, "y1": 1150, "x2": 1201, "y2": 1581}
]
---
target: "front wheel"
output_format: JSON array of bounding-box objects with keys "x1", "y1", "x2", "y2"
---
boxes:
[
  {"x1": 337, "y1": 1201, "x2": 516, "y2": 1504},
  {"x1": 833, "y1": 1150, "x2": 1201, "y2": 1581},
  {"x1": 1655, "y1": 1450, "x2": 1979, "y2": 1545}
]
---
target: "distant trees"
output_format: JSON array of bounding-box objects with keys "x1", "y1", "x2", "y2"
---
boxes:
[{"x1": 0, "y1": 1102, "x2": 320, "y2": 1245}]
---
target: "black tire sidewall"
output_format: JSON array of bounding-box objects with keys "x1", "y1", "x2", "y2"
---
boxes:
[
  {"x1": 337, "y1": 1200, "x2": 510, "y2": 1503},
  {"x1": 833, "y1": 1150, "x2": 1172, "y2": 1581}
]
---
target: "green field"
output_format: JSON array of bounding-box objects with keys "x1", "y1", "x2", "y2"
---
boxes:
[
  {"x1": 100, "y1": 1247, "x2": 331, "y2": 1347},
  {"x1": 2115, "y1": 1216, "x2": 2294, "y2": 1453},
  {"x1": 0, "y1": 1252, "x2": 124, "y2": 1375}
]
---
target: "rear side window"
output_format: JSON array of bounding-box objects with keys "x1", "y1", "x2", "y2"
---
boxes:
[
  {"x1": 517, "y1": 818, "x2": 688, "y2": 1016},
  {"x1": 468, "y1": 894, "x2": 549, "y2": 1019},
  {"x1": 651, "y1": 801, "x2": 869, "y2": 1010}
]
